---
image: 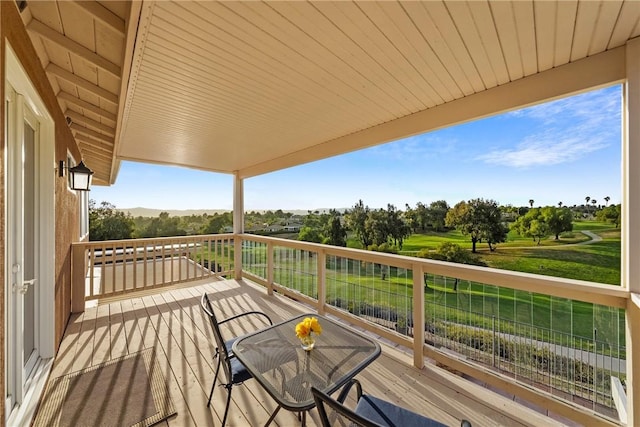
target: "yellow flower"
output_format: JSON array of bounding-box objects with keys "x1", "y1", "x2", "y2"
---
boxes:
[
  {"x1": 295, "y1": 317, "x2": 322, "y2": 338},
  {"x1": 295, "y1": 321, "x2": 310, "y2": 338},
  {"x1": 308, "y1": 317, "x2": 322, "y2": 335}
]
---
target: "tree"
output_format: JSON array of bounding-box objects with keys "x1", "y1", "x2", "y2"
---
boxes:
[
  {"x1": 596, "y1": 204, "x2": 621, "y2": 227},
  {"x1": 541, "y1": 206, "x2": 573, "y2": 240},
  {"x1": 89, "y1": 200, "x2": 134, "y2": 241},
  {"x1": 511, "y1": 207, "x2": 567, "y2": 244},
  {"x1": 201, "y1": 212, "x2": 232, "y2": 234},
  {"x1": 428, "y1": 200, "x2": 450, "y2": 231},
  {"x1": 529, "y1": 199, "x2": 534, "y2": 208},
  {"x1": 445, "y1": 198, "x2": 507, "y2": 252},
  {"x1": 324, "y1": 210, "x2": 347, "y2": 246},
  {"x1": 604, "y1": 196, "x2": 610, "y2": 206},
  {"x1": 558, "y1": 201, "x2": 563, "y2": 208},
  {"x1": 345, "y1": 200, "x2": 372, "y2": 249},
  {"x1": 298, "y1": 226, "x2": 323, "y2": 243},
  {"x1": 585, "y1": 196, "x2": 591, "y2": 216},
  {"x1": 592, "y1": 199, "x2": 598, "y2": 210},
  {"x1": 386, "y1": 204, "x2": 410, "y2": 250}
]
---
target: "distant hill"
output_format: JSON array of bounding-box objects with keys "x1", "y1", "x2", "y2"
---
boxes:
[
  {"x1": 120, "y1": 208, "x2": 230, "y2": 217},
  {"x1": 119, "y1": 207, "x2": 348, "y2": 217}
]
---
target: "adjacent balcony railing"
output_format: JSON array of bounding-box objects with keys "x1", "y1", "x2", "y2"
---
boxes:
[{"x1": 72, "y1": 233, "x2": 632, "y2": 426}]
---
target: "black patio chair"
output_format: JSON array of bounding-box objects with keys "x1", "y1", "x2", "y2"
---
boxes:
[
  {"x1": 201, "y1": 292, "x2": 275, "y2": 426},
  {"x1": 311, "y1": 379, "x2": 472, "y2": 427}
]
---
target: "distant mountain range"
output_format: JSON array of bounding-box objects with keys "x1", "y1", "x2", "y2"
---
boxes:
[{"x1": 119, "y1": 207, "x2": 346, "y2": 217}]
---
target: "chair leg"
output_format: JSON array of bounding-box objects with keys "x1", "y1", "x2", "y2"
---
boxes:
[
  {"x1": 208, "y1": 352, "x2": 222, "y2": 407},
  {"x1": 221, "y1": 384, "x2": 233, "y2": 427}
]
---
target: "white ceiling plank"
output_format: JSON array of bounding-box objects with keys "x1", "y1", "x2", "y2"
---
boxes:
[
  {"x1": 571, "y1": 1, "x2": 602, "y2": 61},
  {"x1": 534, "y1": 1, "x2": 557, "y2": 72},
  {"x1": 554, "y1": 1, "x2": 578, "y2": 66},
  {"x1": 400, "y1": 1, "x2": 475, "y2": 96},
  {"x1": 467, "y1": 1, "x2": 510, "y2": 85},
  {"x1": 212, "y1": 1, "x2": 403, "y2": 120},
  {"x1": 589, "y1": 0, "x2": 624, "y2": 55},
  {"x1": 363, "y1": 1, "x2": 458, "y2": 102},
  {"x1": 46, "y1": 63, "x2": 119, "y2": 104},
  {"x1": 445, "y1": 1, "x2": 498, "y2": 89},
  {"x1": 152, "y1": 2, "x2": 387, "y2": 126},
  {"x1": 290, "y1": 1, "x2": 434, "y2": 110},
  {"x1": 421, "y1": 1, "x2": 485, "y2": 92},
  {"x1": 489, "y1": 1, "x2": 524, "y2": 81},
  {"x1": 609, "y1": 1, "x2": 640, "y2": 48},
  {"x1": 28, "y1": 19, "x2": 121, "y2": 79},
  {"x1": 312, "y1": 1, "x2": 443, "y2": 108},
  {"x1": 512, "y1": 0, "x2": 537, "y2": 76}
]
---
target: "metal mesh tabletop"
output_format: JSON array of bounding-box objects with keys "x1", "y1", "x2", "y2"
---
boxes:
[{"x1": 232, "y1": 313, "x2": 381, "y2": 412}]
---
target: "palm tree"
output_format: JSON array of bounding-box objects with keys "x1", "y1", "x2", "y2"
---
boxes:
[
  {"x1": 604, "y1": 196, "x2": 610, "y2": 206},
  {"x1": 529, "y1": 199, "x2": 534, "y2": 208},
  {"x1": 592, "y1": 199, "x2": 597, "y2": 208},
  {"x1": 558, "y1": 201, "x2": 563, "y2": 208},
  {"x1": 585, "y1": 196, "x2": 591, "y2": 216}
]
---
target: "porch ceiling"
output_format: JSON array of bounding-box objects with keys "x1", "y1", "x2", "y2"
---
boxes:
[{"x1": 20, "y1": 1, "x2": 640, "y2": 184}]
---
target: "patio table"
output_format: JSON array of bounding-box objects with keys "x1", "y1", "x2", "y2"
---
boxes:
[{"x1": 232, "y1": 313, "x2": 381, "y2": 426}]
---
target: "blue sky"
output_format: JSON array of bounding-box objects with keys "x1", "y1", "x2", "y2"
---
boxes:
[{"x1": 91, "y1": 85, "x2": 622, "y2": 211}]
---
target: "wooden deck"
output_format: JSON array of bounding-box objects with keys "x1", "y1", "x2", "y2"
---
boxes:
[{"x1": 43, "y1": 279, "x2": 571, "y2": 427}]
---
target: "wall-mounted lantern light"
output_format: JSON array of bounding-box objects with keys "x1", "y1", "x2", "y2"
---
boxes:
[{"x1": 59, "y1": 160, "x2": 94, "y2": 191}]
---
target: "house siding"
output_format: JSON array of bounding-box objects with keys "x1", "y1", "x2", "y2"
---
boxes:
[{"x1": 1, "y1": 1, "x2": 82, "y2": 420}]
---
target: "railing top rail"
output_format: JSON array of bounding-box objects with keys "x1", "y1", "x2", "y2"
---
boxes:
[
  {"x1": 72, "y1": 233, "x2": 234, "y2": 248},
  {"x1": 240, "y1": 233, "x2": 628, "y2": 308}
]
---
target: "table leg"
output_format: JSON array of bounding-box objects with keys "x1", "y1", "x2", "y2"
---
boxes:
[{"x1": 264, "y1": 405, "x2": 281, "y2": 427}]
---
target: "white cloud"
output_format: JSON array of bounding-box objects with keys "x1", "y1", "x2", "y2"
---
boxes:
[
  {"x1": 481, "y1": 87, "x2": 620, "y2": 167},
  {"x1": 369, "y1": 133, "x2": 457, "y2": 160}
]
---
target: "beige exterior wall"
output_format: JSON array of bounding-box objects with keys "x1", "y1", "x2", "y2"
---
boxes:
[{"x1": 0, "y1": 1, "x2": 82, "y2": 421}]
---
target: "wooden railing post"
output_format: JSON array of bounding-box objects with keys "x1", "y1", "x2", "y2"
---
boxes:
[
  {"x1": 71, "y1": 243, "x2": 87, "y2": 313},
  {"x1": 267, "y1": 241, "x2": 274, "y2": 295},
  {"x1": 412, "y1": 263, "x2": 425, "y2": 369},
  {"x1": 234, "y1": 235, "x2": 242, "y2": 280},
  {"x1": 317, "y1": 250, "x2": 326, "y2": 315}
]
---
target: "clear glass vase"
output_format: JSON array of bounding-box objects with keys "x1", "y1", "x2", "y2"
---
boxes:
[{"x1": 300, "y1": 335, "x2": 316, "y2": 351}]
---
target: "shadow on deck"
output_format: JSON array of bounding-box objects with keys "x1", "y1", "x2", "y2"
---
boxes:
[{"x1": 43, "y1": 278, "x2": 571, "y2": 426}]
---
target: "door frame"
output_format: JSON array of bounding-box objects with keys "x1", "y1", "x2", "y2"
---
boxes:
[{"x1": 4, "y1": 42, "x2": 55, "y2": 420}]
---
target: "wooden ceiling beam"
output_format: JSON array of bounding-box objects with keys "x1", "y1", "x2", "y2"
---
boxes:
[
  {"x1": 28, "y1": 19, "x2": 121, "y2": 78},
  {"x1": 65, "y1": 110, "x2": 115, "y2": 136},
  {"x1": 75, "y1": 135, "x2": 115, "y2": 154},
  {"x1": 80, "y1": 149, "x2": 113, "y2": 163},
  {"x1": 58, "y1": 91, "x2": 117, "y2": 121},
  {"x1": 70, "y1": 123, "x2": 114, "y2": 145},
  {"x1": 46, "y1": 63, "x2": 118, "y2": 104},
  {"x1": 73, "y1": 1, "x2": 126, "y2": 34}
]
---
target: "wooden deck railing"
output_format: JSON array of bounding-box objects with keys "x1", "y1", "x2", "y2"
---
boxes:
[
  {"x1": 72, "y1": 233, "x2": 633, "y2": 426},
  {"x1": 71, "y1": 234, "x2": 234, "y2": 309}
]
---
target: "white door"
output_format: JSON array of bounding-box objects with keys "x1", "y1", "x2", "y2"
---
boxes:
[{"x1": 6, "y1": 90, "x2": 41, "y2": 412}]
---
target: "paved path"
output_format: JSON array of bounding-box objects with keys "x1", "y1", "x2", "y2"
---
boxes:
[{"x1": 576, "y1": 230, "x2": 603, "y2": 245}]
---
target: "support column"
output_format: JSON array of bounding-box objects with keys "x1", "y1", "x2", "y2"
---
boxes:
[
  {"x1": 623, "y1": 38, "x2": 640, "y2": 426},
  {"x1": 233, "y1": 173, "x2": 244, "y2": 280}
]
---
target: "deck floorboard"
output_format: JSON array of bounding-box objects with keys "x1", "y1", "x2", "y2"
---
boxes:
[{"x1": 43, "y1": 279, "x2": 568, "y2": 427}]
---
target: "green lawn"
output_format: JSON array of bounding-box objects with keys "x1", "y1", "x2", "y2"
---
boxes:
[{"x1": 239, "y1": 220, "x2": 624, "y2": 353}]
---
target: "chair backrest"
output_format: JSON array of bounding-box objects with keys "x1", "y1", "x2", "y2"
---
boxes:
[
  {"x1": 311, "y1": 386, "x2": 381, "y2": 427},
  {"x1": 201, "y1": 293, "x2": 233, "y2": 381}
]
